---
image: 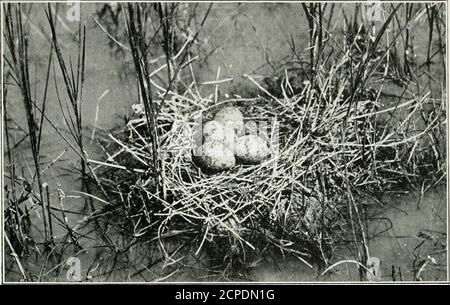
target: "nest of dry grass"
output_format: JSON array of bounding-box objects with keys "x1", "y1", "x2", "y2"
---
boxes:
[
  {"x1": 91, "y1": 61, "x2": 445, "y2": 277},
  {"x1": 81, "y1": 2, "x2": 447, "y2": 280}
]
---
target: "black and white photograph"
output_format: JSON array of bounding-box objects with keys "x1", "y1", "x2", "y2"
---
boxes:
[{"x1": 1, "y1": 1, "x2": 448, "y2": 285}]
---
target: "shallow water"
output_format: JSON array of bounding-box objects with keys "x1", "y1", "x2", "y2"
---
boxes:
[
  {"x1": 249, "y1": 188, "x2": 447, "y2": 282},
  {"x1": 3, "y1": 3, "x2": 447, "y2": 282}
]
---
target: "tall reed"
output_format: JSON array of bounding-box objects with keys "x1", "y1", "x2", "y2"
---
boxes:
[
  {"x1": 124, "y1": 3, "x2": 165, "y2": 196},
  {"x1": 45, "y1": 3, "x2": 115, "y2": 250},
  {"x1": 4, "y1": 3, "x2": 53, "y2": 248}
]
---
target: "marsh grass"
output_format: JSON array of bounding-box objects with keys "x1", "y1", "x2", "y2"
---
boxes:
[
  {"x1": 4, "y1": 4, "x2": 52, "y2": 256},
  {"x1": 3, "y1": 3, "x2": 114, "y2": 281}
]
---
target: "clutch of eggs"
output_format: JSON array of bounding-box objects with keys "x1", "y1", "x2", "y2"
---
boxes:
[{"x1": 199, "y1": 106, "x2": 271, "y2": 170}]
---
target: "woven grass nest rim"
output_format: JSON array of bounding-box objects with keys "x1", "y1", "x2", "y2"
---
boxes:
[{"x1": 97, "y1": 76, "x2": 444, "y2": 274}]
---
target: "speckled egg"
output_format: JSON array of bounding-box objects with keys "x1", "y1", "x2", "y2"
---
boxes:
[
  {"x1": 200, "y1": 140, "x2": 236, "y2": 170},
  {"x1": 214, "y1": 106, "x2": 244, "y2": 136},
  {"x1": 203, "y1": 120, "x2": 236, "y2": 148},
  {"x1": 203, "y1": 120, "x2": 225, "y2": 139},
  {"x1": 235, "y1": 135, "x2": 270, "y2": 164}
]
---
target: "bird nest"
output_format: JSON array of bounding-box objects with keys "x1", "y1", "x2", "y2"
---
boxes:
[{"x1": 93, "y1": 73, "x2": 445, "y2": 277}]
